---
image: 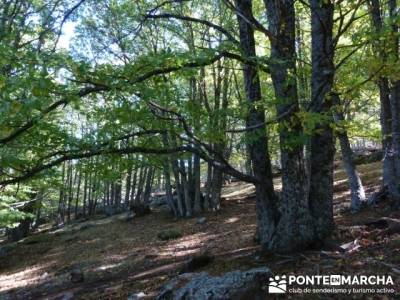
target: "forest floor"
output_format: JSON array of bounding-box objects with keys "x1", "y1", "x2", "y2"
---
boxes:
[{"x1": 1, "y1": 161, "x2": 400, "y2": 299}]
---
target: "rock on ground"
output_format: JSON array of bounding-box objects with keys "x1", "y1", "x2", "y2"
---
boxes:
[
  {"x1": 156, "y1": 267, "x2": 270, "y2": 300},
  {"x1": 128, "y1": 292, "x2": 147, "y2": 300},
  {"x1": 196, "y1": 217, "x2": 207, "y2": 225}
]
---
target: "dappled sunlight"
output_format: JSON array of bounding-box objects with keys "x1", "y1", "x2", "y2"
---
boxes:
[
  {"x1": 158, "y1": 232, "x2": 214, "y2": 257},
  {"x1": 224, "y1": 217, "x2": 240, "y2": 224},
  {"x1": 80, "y1": 237, "x2": 101, "y2": 245},
  {"x1": 95, "y1": 262, "x2": 123, "y2": 271},
  {"x1": 222, "y1": 183, "x2": 254, "y2": 199},
  {"x1": 0, "y1": 261, "x2": 55, "y2": 292},
  {"x1": 334, "y1": 178, "x2": 349, "y2": 186},
  {"x1": 1, "y1": 161, "x2": 389, "y2": 299}
]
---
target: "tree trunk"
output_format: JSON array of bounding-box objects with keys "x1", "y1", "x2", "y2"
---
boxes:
[
  {"x1": 106, "y1": 182, "x2": 110, "y2": 206},
  {"x1": 379, "y1": 79, "x2": 396, "y2": 191},
  {"x1": 75, "y1": 169, "x2": 82, "y2": 218},
  {"x1": 130, "y1": 167, "x2": 138, "y2": 207},
  {"x1": 162, "y1": 132, "x2": 185, "y2": 217},
  {"x1": 143, "y1": 167, "x2": 154, "y2": 204},
  {"x1": 87, "y1": 170, "x2": 93, "y2": 214},
  {"x1": 92, "y1": 178, "x2": 100, "y2": 213},
  {"x1": 264, "y1": 0, "x2": 315, "y2": 252},
  {"x1": 308, "y1": 0, "x2": 336, "y2": 241},
  {"x1": 163, "y1": 153, "x2": 178, "y2": 217},
  {"x1": 83, "y1": 169, "x2": 88, "y2": 218},
  {"x1": 172, "y1": 160, "x2": 185, "y2": 217},
  {"x1": 210, "y1": 168, "x2": 223, "y2": 210},
  {"x1": 388, "y1": 0, "x2": 400, "y2": 207},
  {"x1": 125, "y1": 164, "x2": 133, "y2": 205},
  {"x1": 204, "y1": 163, "x2": 212, "y2": 210},
  {"x1": 235, "y1": 0, "x2": 279, "y2": 248},
  {"x1": 179, "y1": 159, "x2": 192, "y2": 217},
  {"x1": 58, "y1": 161, "x2": 66, "y2": 224},
  {"x1": 332, "y1": 94, "x2": 366, "y2": 211},
  {"x1": 192, "y1": 151, "x2": 202, "y2": 214},
  {"x1": 134, "y1": 166, "x2": 147, "y2": 206},
  {"x1": 67, "y1": 162, "x2": 74, "y2": 222},
  {"x1": 368, "y1": 0, "x2": 397, "y2": 201}
]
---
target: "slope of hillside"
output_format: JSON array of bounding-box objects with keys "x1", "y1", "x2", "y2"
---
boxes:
[{"x1": 1, "y1": 161, "x2": 399, "y2": 299}]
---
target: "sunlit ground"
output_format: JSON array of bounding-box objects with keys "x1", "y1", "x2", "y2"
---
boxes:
[{"x1": 1, "y1": 161, "x2": 397, "y2": 299}]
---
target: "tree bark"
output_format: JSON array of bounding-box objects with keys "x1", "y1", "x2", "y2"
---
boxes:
[
  {"x1": 125, "y1": 164, "x2": 133, "y2": 205},
  {"x1": 179, "y1": 159, "x2": 193, "y2": 217},
  {"x1": 58, "y1": 161, "x2": 66, "y2": 224},
  {"x1": 163, "y1": 150, "x2": 178, "y2": 217},
  {"x1": 264, "y1": 0, "x2": 315, "y2": 252},
  {"x1": 192, "y1": 151, "x2": 202, "y2": 214},
  {"x1": 143, "y1": 167, "x2": 154, "y2": 204},
  {"x1": 308, "y1": 0, "x2": 336, "y2": 241},
  {"x1": 332, "y1": 94, "x2": 366, "y2": 211},
  {"x1": 162, "y1": 132, "x2": 185, "y2": 217},
  {"x1": 210, "y1": 167, "x2": 223, "y2": 210},
  {"x1": 130, "y1": 167, "x2": 138, "y2": 206},
  {"x1": 75, "y1": 169, "x2": 82, "y2": 218},
  {"x1": 204, "y1": 163, "x2": 212, "y2": 210},
  {"x1": 388, "y1": 0, "x2": 400, "y2": 207},
  {"x1": 67, "y1": 162, "x2": 74, "y2": 222},
  {"x1": 134, "y1": 166, "x2": 147, "y2": 206},
  {"x1": 83, "y1": 169, "x2": 88, "y2": 218},
  {"x1": 368, "y1": 0, "x2": 397, "y2": 201},
  {"x1": 235, "y1": 0, "x2": 279, "y2": 249}
]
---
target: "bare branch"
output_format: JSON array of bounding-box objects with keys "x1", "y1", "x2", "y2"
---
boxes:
[
  {"x1": 227, "y1": 104, "x2": 296, "y2": 133},
  {"x1": 145, "y1": 13, "x2": 240, "y2": 45}
]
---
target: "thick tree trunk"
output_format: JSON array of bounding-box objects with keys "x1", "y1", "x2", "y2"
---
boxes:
[
  {"x1": 308, "y1": 0, "x2": 336, "y2": 241},
  {"x1": 245, "y1": 144, "x2": 253, "y2": 176},
  {"x1": 265, "y1": 0, "x2": 315, "y2": 252},
  {"x1": 235, "y1": 0, "x2": 279, "y2": 248},
  {"x1": 379, "y1": 79, "x2": 396, "y2": 191},
  {"x1": 388, "y1": 0, "x2": 400, "y2": 207}
]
